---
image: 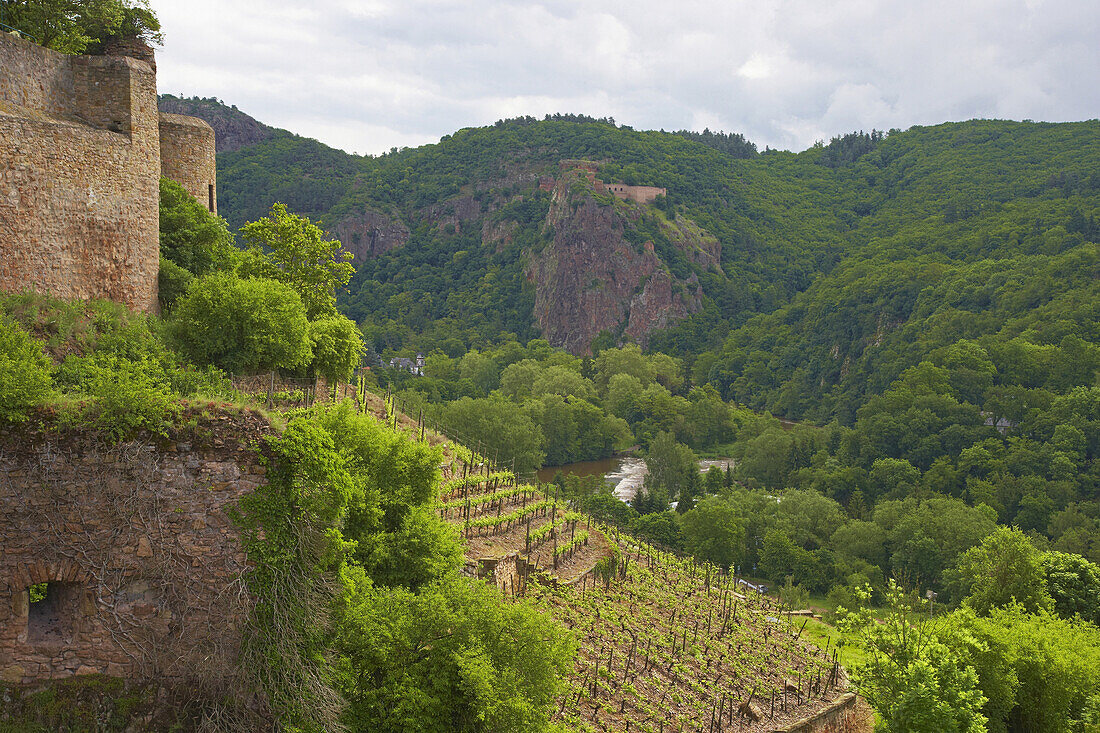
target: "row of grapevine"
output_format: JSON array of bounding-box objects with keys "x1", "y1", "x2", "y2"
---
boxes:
[{"x1": 532, "y1": 534, "x2": 848, "y2": 732}]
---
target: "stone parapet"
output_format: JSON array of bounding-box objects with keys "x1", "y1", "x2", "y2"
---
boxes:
[{"x1": 769, "y1": 692, "x2": 871, "y2": 733}]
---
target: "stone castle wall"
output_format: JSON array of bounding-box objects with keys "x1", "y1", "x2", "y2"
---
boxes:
[
  {"x1": 0, "y1": 412, "x2": 270, "y2": 690},
  {"x1": 159, "y1": 112, "x2": 217, "y2": 214},
  {"x1": 0, "y1": 33, "x2": 161, "y2": 312},
  {"x1": 600, "y1": 183, "x2": 667, "y2": 204},
  {"x1": 0, "y1": 32, "x2": 215, "y2": 313},
  {"x1": 553, "y1": 160, "x2": 667, "y2": 204}
]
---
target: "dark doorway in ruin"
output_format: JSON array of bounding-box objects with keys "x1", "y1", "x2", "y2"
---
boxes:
[
  {"x1": 28, "y1": 581, "x2": 82, "y2": 645},
  {"x1": 208, "y1": 183, "x2": 215, "y2": 212}
]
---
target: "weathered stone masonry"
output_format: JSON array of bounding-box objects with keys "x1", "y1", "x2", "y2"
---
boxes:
[
  {"x1": 0, "y1": 413, "x2": 270, "y2": 690},
  {"x1": 540, "y1": 160, "x2": 667, "y2": 204},
  {"x1": 159, "y1": 111, "x2": 217, "y2": 214},
  {"x1": 0, "y1": 32, "x2": 215, "y2": 313}
]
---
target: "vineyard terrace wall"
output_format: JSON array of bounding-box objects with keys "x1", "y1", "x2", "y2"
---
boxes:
[
  {"x1": 0, "y1": 411, "x2": 271, "y2": 694},
  {"x1": 770, "y1": 692, "x2": 871, "y2": 733},
  {"x1": 0, "y1": 32, "x2": 216, "y2": 313}
]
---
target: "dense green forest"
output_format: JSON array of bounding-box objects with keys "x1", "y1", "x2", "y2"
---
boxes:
[
  {"x1": 215, "y1": 112, "x2": 855, "y2": 352},
  {"x1": 213, "y1": 115, "x2": 1098, "y2": 413},
  {"x1": 210, "y1": 111, "x2": 1100, "y2": 578}
]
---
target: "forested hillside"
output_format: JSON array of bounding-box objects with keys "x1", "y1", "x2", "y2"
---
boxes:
[
  {"x1": 191, "y1": 109, "x2": 1100, "y2": 570},
  {"x1": 192, "y1": 107, "x2": 1098, "y2": 422},
  {"x1": 705, "y1": 121, "x2": 1100, "y2": 423},
  {"x1": 198, "y1": 108, "x2": 855, "y2": 353}
]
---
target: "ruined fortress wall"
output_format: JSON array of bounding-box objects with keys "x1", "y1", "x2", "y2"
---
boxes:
[
  {"x1": 602, "y1": 183, "x2": 667, "y2": 204},
  {"x1": 0, "y1": 33, "x2": 160, "y2": 312},
  {"x1": 159, "y1": 112, "x2": 217, "y2": 214},
  {"x1": 0, "y1": 413, "x2": 270, "y2": 688},
  {"x1": 0, "y1": 32, "x2": 75, "y2": 118}
]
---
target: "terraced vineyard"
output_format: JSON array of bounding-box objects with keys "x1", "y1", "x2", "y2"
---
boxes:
[
  {"x1": 438, "y1": 467, "x2": 859, "y2": 732},
  {"x1": 537, "y1": 539, "x2": 857, "y2": 732},
  {"x1": 439, "y1": 471, "x2": 612, "y2": 586}
]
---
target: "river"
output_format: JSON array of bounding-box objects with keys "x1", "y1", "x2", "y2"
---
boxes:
[{"x1": 536, "y1": 456, "x2": 734, "y2": 503}]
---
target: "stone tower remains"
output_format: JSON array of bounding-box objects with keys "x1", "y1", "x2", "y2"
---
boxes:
[{"x1": 0, "y1": 32, "x2": 215, "y2": 312}]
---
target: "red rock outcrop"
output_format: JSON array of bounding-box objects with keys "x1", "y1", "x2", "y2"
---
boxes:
[
  {"x1": 158, "y1": 94, "x2": 273, "y2": 153},
  {"x1": 526, "y1": 171, "x2": 710, "y2": 354}
]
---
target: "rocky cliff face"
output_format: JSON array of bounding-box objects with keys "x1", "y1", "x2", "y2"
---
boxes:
[
  {"x1": 527, "y1": 173, "x2": 712, "y2": 354},
  {"x1": 328, "y1": 209, "x2": 410, "y2": 263},
  {"x1": 157, "y1": 95, "x2": 273, "y2": 153}
]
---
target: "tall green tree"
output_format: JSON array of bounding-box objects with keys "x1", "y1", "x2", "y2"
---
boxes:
[
  {"x1": 1040, "y1": 551, "x2": 1100, "y2": 625},
  {"x1": 3, "y1": 0, "x2": 161, "y2": 53},
  {"x1": 239, "y1": 203, "x2": 355, "y2": 320},
  {"x1": 680, "y1": 497, "x2": 745, "y2": 570},
  {"x1": 645, "y1": 430, "x2": 696, "y2": 507},
  {"x1": 308, "y1": 315, "x2": 365, "y2": 384},
  {"x1": 945, "y1": 526, "x2": 1052, "y2": 614},
  {"x1": 838, "y1": 582, "x2": 988, "y2": 733},
  {"x1": 440, "y1": 395, "x2": 545, "y2": 474}
]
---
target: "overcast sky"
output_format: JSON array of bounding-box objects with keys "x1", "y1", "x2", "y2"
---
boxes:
[{"x1": 151, "y1": 0, "x2": 1099, "y2": 157}]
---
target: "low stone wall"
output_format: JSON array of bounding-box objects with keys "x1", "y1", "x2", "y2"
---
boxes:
[
  {"x1": 475, "y1": 552, "x2": 522, "y2": 594},
  {"x1": 770, "y1": 692, "x2": 868, "y2": 733},
  {"x1": 0, "y1": 410, "x2": 272, "y2": 692}
]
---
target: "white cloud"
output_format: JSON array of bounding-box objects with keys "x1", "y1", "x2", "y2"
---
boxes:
[{"x1": 151, "y1": 0, "x2": 1100, "y2": 155}]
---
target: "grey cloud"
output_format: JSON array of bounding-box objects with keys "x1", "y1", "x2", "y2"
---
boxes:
[{"x1": 152, "y1": 0, "x2": 1100, "y2": 156}]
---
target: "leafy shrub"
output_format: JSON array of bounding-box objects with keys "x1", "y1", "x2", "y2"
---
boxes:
[
  {"x1": 630, "y1": 511, "x2": 683, "y2": 550},
  {"x1": 169, "y1": 272, "x2": 313, "y2": 374},
  {"x1": 307, "y1": 314, "x2": 365, "y2": 384},
  {"x1": 964, "y1": 606, "x2": 1100, "y2": 733},
  {"x1": 778, "y1": 576, "x2": 809, "y2": 609},
  {"x1": 839, "y1": 582, "x2": 989, "y2": 733},
  {"x1": 159, "y1": 178, "x2": 237, "y2": 277},
  {"x1": 55, "y1": 322, "x2": 231, "y2": 404},
  {"x1": 165, "y1": 363, "x2": 232, "y2": 398},
  {"x1": 335, "y1": 573, "x2": 575, "y2": 733},
  {"x1": 75, "y1": 356, "x2": 179, "y2": 440},
  {"x1": 157, "y1": 256, "x2": 193, "y2": 311},
  {"x1": 0, "y1": 319, "x2": 52, "y2": 422}
]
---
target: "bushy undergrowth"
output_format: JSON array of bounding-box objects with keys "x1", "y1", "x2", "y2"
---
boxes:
[
  {"x1": 0, "y1": 317, "x2": 53, "y2": 422},
  {"x1": 232, "y1": 401, "x2": 575, "y2": 732},
  {"x1": 0, "y1": 293, "x2": 235, "y2": 440},
  {"x1": 170, "y1": 272, "x2": 313, "y2": 374}
]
